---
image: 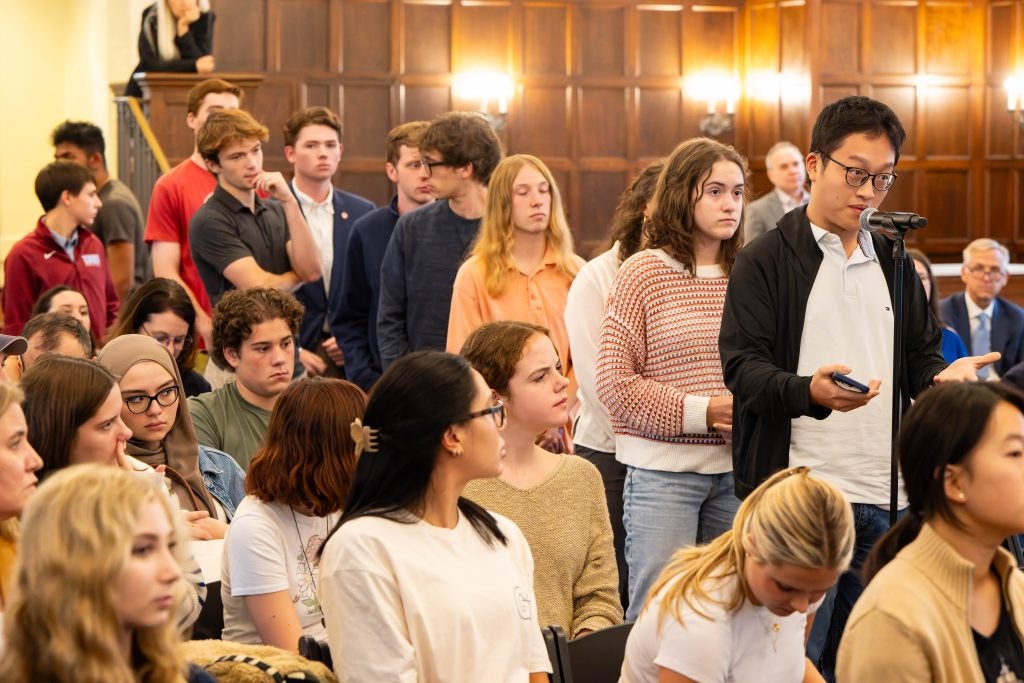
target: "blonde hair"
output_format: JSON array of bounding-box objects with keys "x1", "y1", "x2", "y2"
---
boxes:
[
  {"x1": 0, "y1": 465, "x2": 191, "y2": 683},
  {"x1": 473, "y1": 154, "x2": 580, "y2": 296},
  {"x1": 0, "y1": 383, "x2": 26, "y2": 607},
  {"x1": 644, "y1": 467, "x2": 854, "y2": 628}
]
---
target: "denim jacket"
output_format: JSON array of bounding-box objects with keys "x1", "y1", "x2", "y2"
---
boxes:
[{"x1": 198, "y1": 445, "x2": 246, "y2": 520}]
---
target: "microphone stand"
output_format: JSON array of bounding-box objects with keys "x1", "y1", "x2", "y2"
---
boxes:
[{"x1": 889, "y1": 230, "x2": 906, "y2": 526}]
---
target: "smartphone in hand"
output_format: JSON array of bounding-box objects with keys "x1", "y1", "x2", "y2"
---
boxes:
[{"x1": 832, "y1": 372, "x2": 870, "y2": 393}]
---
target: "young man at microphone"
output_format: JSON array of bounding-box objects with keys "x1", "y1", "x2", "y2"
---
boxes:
[{"x1": 718, "y1": 95, "x2": 998, "y2": 680}]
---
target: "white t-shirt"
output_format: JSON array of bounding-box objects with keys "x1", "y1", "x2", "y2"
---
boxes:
[
  {"x1": 221, "y1": 496, "x2": 339, "y2": 644},
  {"x1": 620, "y1": 574, "x2": 817, "y2": 683},
  {"x1": 319, "y1": 510, "x2": 552, "y2": 682}
]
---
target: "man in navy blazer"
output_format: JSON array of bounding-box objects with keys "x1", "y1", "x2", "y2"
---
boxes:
[
  {"x1": 284, "y1": 107, "x2": 374, "y2": 377},
  {"x1": 939, "y1": 238, "x2": 1024, "y2": 378}
]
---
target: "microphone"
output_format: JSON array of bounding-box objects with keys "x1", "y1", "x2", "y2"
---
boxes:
[{"x1": 859, "y1": 207, "x2": 928, "y2": 232}]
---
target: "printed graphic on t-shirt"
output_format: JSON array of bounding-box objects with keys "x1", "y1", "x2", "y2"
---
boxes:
[
  {"x1": 294, "y1": 533, "x2": 325, "y2": 615},
  {"x1": 514, "y1": 586, "x2": 532, "y2": 620}
]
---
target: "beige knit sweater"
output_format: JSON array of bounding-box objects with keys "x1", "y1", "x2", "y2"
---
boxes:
[
  {"x1": 837, "y1": 523, "x2": 1024, "y2": 682},
  {"x1": 463, "y1": 455, "x2": 623, "y2": 637}
]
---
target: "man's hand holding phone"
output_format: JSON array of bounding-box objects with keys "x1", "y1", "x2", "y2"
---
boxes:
[{"x1": 809, "y1": 364, "x2": 881, "y2": 411}]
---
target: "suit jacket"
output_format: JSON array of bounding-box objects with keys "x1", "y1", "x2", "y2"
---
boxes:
[
  {"x1": 744, "y1": 191, "x2": 785, "y2": 244},
  {"x1": 939, "y1": 292, "x2": 1024, "y2": 376},
  {"x1": 293, "y1": 188, "x2": 374, "y2": 351}
]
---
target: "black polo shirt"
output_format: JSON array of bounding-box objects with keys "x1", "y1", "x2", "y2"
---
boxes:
[{"x1": 188, "y1": 185, "x2": 291, "y2": 306}]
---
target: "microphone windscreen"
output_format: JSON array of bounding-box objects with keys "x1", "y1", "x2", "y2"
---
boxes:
[{"x1": 859, "y1": 207, "x2": 878, "y2": 232}]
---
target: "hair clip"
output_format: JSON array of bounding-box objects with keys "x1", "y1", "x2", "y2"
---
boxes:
[{"x1": 350, "y1": 418, "x2": 379, "y2": 456}]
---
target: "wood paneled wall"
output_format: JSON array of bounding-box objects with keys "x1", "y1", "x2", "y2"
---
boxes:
[{"x1": 208, "y1": 0, "x2": 1024, "y2": 259}]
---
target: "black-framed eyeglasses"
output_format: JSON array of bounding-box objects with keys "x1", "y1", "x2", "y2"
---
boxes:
[
  {"x1": 966, "y1": 264, "x2": 1006, "y2": 280},
  {"x1": 141, "y1": 325, "x2": 192, "y2": 351},
  {"x1": 819, "y1": 152, "x2": 897, "y2": 192},
  {"x1": 422, "y1": 158, "x2": 450, "y2": 178},
  {"x1": 462, "y1": 400, "x2": 506, "y2": 429},
  {"x1": 123, "y1": 385, "x2": 180, "y2": 414}
]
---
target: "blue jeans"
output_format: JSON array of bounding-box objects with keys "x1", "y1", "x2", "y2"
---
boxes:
[
  {"x1": 623, "y1": 467, "x2": 740, "y2": 621},
  {"x1": 807, "y1": 503, "x2": 905, "y2": 681}
]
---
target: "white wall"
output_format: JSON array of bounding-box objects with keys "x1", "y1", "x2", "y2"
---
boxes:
[{"x1": 0, "y1": 0, "x2": 146, "y2": 270}]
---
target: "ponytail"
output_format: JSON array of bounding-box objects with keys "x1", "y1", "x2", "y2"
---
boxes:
[{"x1": 861, "y1": 509, "x2": 924, "y2": 585}]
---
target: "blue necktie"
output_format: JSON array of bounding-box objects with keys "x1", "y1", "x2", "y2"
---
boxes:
[{"x1": 974, "y1": 311, "x2": 990, "y2": 379}]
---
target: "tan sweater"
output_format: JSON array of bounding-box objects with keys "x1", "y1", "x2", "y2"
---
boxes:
[
  {"x1": 463, "y1": 455, "x2": 623, "y2": 636},
  {"x1": 837, "y1": 523, "x2": 1024, "y2": 683}
]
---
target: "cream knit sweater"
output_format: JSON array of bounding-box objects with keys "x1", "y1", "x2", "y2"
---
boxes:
[
  {"x1": 837, "y1": 523, "x2": 1024, "y2": 682},
  {"x1": 463, "y1": 455, "x2": 623, "y2": 636}
]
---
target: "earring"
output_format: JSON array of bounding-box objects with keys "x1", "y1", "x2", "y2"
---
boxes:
[
  {"x1": 958, "y1": 492, "x2": 966, "y2": 501},
  {"x1": 450, "y1": 447, "x2": 463, "y2": 458}
]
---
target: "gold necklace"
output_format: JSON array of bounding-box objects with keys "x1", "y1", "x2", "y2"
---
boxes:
[{"x1": 756, "y1": 607, "x2": 782, "y2": 653}]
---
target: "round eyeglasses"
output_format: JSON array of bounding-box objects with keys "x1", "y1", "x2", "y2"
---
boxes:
[
  {"x1": 123, "y1": 385, "x2": 180, "y2": 414},
  {"x1": 819, "y1": 152, "x2": 897, "y2": 192}
]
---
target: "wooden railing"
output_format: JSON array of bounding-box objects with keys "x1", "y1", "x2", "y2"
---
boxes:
[{"x1": 114, "y1": 96, "x2": 170, "y2": 218}]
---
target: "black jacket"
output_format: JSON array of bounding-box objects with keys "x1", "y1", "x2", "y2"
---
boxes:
[
  {"x1": 719, "y1": 206, "x2": 947, "y2": 498},
  {"x1": 125, "y1": 4, "x2": 214, "y2": 97}
]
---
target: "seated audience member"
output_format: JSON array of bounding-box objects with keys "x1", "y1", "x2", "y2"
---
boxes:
[
  {"x1": 565, "y1": 161, "x2": 663, "y2": 609},
  {"x1": 125, "y1": 0, "x2": 215, "y2": 97},
  {"x1": 377, "y1": 112, "x2": 503, "y2": 366},
  {"x1": 909, "y1": 248, "x2": 968, "y2": 363},
  {"x1": 9, "y1": 313, "x2": 92, "y2": 381},
  {"x1": 0, "y1": 465, "x2": 214, "y2": 683},
  {"x1": 189, "y1": 109, "x2": 321, "y2": 308},
  {"x1": 446, "y1": 154, "x2": 584, "y2": 381},
  {"x1": 21, "y1": 353, "x2": 207, "y2": 626},
  {"x1": 147, "y1": 78, "x2": 242, "y2": 349},
  {"x1": 0, "y1": 382, "x2": 43, "y2": 608},
  {"x1": 283, "y1": 107, "x2": 374, "y2": 378},
  {"x1": 98, "y1": 335, "x2": 245, "y2": 535},
  {"x1": 744, "y1": 141, "x2": 809, "y2": 243},
  {"x1": 598, "y1": 138, "x2": 745, "y2": 620},
  {"x1": 3, "y1": 161, "x2": 118, "y2": 340},
  {"x1": 188, "y1": 288, "x2": 304, "y2": 470},
  {"x1": 620, "y1": 467, "x2": 852, "y2": 683},
  {"x1": 29, "y1": 284, "x2": 92, "y2": 332},
  {"x1": 0, "y1": 335, "x2": 28, "y2": 384},
  {"x1": 333, "y1": 120, "x2": 433, "y2": 390},
  {"x1": 110, "y1": 277, "x2": 211, "y2": 396},
  {"x1": 837, "y1": 382, "x2": 1024, "y2": 682},
  {"x1": 52, "y1": 120, "x2": 150, "y2": 298},
  {"x1": 222, "y1": 378, "x2": 366, "y2": 650},
  {"x1": 318, "y1": 351, "x2": 552, "y2": 681},
  {"x1": 461, "y1": 321, "x2": 622, "y2": 635},
  {"x1": 940, "y1": 238, "x2": 1024, "y2": 379}
]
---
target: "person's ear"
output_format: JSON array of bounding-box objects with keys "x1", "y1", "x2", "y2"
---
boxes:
[
  {"x1": 385, "y1": 163, "x2": 399, "y2": 184},
  {"x1": 204, "y1": 156, "x2": 221, "y2": 175},
  {"x1": 942, "y1": 464, "x2": 968, "y2": 504},
  {"x1": 284, "y1": 145, "x2": 297, "y2": 165},
  {"x1": 805, "y1": 152, "x2": 820, "y2": 183},
  {"x1": 87, "y1": 152, "x2": 104, "y2": 172},
  {"x1": 441, "y1": 424, "x2": 463, "y2": 453},
  {"x1": 223, "y1": 346, "x2": 241, "y2": 370}
]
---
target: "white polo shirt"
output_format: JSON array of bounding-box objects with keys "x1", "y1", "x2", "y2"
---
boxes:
[{"x1": 789, "y1": 224, "x2": 905, "y2": 507}]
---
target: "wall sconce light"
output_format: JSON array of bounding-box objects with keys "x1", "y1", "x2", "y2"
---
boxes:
[
  {"x1": 685, "y1": 71, "x2": 740, "y2": 137},
  {"x1": 1005, "y1": 73, "x2": 1024, "y2": 129},
  {"x1": 745, "y1": 71, "x2": 811, "y2": 105},
  {"x1": 453, "y1": 71, "x2": 514, "y2": 136}
]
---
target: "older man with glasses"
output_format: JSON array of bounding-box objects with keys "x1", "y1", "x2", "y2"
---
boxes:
[{"x1": 940, "y1": 238, "x2": 1024, "y2": 379}]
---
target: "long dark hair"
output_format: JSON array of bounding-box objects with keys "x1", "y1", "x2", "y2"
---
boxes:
[
  {"x1": 863, "y1": 382, "x2": 1024, "y2": 583},
  {"x1": 611, "y1": 161, "x2": 663, "y2": 262},
  {"x1": 21, "y1": 355, "x2": 118, "y2": 481},
  {"x1": 320, "y1": 351, "x2": 507, "y2": 553},
  {"x1": 907, "y1": 248, "x2": 943, "y2": 324},
  {"x1": 645, "y1": 137, "x2": 748, "y2": 275},
  {"x1": 109, "y1": 278, "x2": 199, "y2": 371}
]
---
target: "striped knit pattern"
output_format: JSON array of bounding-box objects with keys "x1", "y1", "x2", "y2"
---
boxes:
[{"x1": 597, "y1": 249, "x2": 731, "y2": 473}]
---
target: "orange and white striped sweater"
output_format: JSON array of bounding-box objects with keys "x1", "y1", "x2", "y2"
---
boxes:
[{"x1": 596, "y1": 249, "x2": 732, "y2": 474}]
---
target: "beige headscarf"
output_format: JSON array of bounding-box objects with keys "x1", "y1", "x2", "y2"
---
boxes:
[{"x1": 97, "y1": 334, "x2": 216, "y2": 517}]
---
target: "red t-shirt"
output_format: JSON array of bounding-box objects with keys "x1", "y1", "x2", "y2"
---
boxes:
[{"x1": 144, "y1": 159, "x2": 215, "y2": 315}]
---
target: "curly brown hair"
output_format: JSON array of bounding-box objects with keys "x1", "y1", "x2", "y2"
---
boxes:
[
  {"x1": 459, "y1": 320, "x2": 551, "y2": 396},
  {"x1": 420, "y1": 111, "x2": 503, "y2": 184},
  {"x1": 645, "y1": 138, "x2": 748, "y2": 275},
  {"x1": 211, "y1": 288, "x2": 304, "y2": 371},
  {"x1": 611, "y1": 161, "x2": 664, "y2": 262}
]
